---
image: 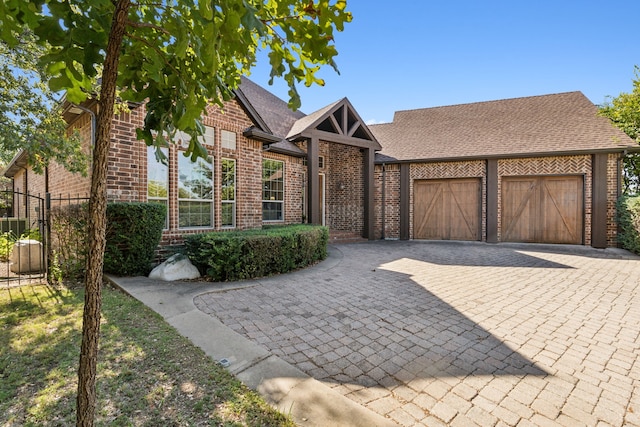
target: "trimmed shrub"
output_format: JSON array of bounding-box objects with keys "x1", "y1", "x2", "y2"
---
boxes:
[
  {"x1": 49, "y1": 203, "x2": 89, "y2": 280},
  {"x1": 617, "y1": 195, "x2": 640, "y2": 255},
  {"x1": 184, "y1": 225, "x2": 328, "y2": 282},
  {"x1": 103, "y1": 203, "x2": 166, "y2": 276}
]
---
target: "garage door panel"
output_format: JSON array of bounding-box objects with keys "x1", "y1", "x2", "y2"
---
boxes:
[
  {"x1": 502, "y1": 178, "x2": 537, "y2": 242},
  {"x1": 414, "y1": 178, "x2": 481, "y2": 241},
  {"x1": 414, "y1": 182, "x2": 445, "y2": 239},
  {"x1": 502, "y1": 176, "x2": 583, "y2": 244},
  {"x1": 449, "y1": 181, "x2": 481, "y2": 240},
  {"x1": 540, "y1": 178, "x2": 583, "y2": 243}
]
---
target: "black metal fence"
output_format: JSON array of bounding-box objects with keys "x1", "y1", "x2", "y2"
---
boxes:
[{"x1": 0, "y1": 190, "x2": 89, "y2": 288}]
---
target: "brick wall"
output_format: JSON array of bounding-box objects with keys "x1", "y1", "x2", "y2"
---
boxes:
[
  {"x1": 140, "y1": 99, "x2": 306, "y2": 249},
  {"x1": 106, "y1": 107, "x2": 146, "y2": 201},
  {"x1": 374, "y1": 163, "x2": 401, "y2": 239},
  {"x1": 48, "y1": 112, "x2": 93, "y2": 197},
  {"x1": 607, "y1": 153, "x2": 620, "y2": 247},
  {"x1": 373, "y1": 154, "x2": 621, "y2": 247},
  {"x1": 326, "y1": 142, "x2": 365, "y2": 234}
]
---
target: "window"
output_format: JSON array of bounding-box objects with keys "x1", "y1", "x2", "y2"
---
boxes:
[
  {"x1": 221, "y1": 158, "x2": 236, "y2": 228},
  {"x1": 221, "y1": 130, "x2": 236, "y2": 150},
  {"x1": 202, "y1": 126, "x2": 215, "y2": 146},
  {"x1": 178, "y1": 153, "x2": 213, "y2": 228},
  {"x1": 147, "y1": 146, "x2": 169, "y2": 228},
  {"x1": 262, "y1": 159, "x2": 284, "y2": 221}
]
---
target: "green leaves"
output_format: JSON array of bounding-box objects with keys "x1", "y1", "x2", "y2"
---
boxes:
[
  {"x1": 599, "y1": 66, "x2": 640, "y2": 193},
  {"x1": 0, "y1": 30, "x2": 87, "y2": 173},
  {"x1": 0, "y1": 0, "x2": 352, "y2": 162}
]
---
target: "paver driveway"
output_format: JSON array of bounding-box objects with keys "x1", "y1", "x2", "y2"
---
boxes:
[{"x1": 195, "y1": 241, "x2": 640, "y2": 426}]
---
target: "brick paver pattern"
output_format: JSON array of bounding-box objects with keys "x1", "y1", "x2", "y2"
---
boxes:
[{"x1": 195, "y1": 241, "x2": 640, "y2": 426}]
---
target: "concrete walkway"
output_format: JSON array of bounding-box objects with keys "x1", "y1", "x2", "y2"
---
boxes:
[{"x1": 110, "y1": 241, "x2": 640, "y2": 426}]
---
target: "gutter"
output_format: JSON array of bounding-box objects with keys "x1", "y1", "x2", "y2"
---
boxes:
[{"x1": 374, "y1": 146, "x2": 640, "y2": 165}]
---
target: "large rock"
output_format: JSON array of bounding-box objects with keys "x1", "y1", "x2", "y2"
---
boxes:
[
  {"x1": 148, "y1": 253, "x2": 201, "y2": 281},
  {"x1": 10, "y1": 239, "x2": 44, "y2": 274}
]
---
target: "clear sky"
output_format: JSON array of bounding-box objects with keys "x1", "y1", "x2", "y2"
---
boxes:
[{"x1": 248, "y1": 0, "x2": 640, "y2": 125}]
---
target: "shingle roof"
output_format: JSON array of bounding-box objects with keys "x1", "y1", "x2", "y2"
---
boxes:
[
  {"x1": 286, "y1": 99, "x2": 342, "y2": 139},
  {"x1": 370, "y1": 91, "x2": 637, "y2": 162},
  {"x1": 236, "y1": 76, "x2": 305, "y2": 138}
]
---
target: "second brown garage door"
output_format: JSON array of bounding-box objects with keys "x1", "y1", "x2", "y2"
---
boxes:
[
  {"x1": 414, "y1": 178, "x2": 481, "y2": 241},
  {"x1": 501, "y1": 175, "x2": 584, "y2": 244}
]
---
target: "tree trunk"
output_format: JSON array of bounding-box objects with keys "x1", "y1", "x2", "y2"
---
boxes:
[{"x1": 76, "y1": 1, "x2": 131, "y2": 426}]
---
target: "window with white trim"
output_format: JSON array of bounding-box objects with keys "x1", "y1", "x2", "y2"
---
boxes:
[
  {"x1": 221, "y1": 158, "x2": 236, "y2": 228},
  {"x1": 221, "y1": 130, "x2": 236, "y2": 150},
  {"x1": 178, "y1": 153, "x2": 213, "y2": 228},
  {"x1": 262, "y1": 159, "x2": 284, "y2": 221},
  {"x1": 147, "y1": 146, "x2": 169, "y2": 229}
]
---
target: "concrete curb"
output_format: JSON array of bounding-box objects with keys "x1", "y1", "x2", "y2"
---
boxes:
[{"x1": 106, "y1": 246, "x2": 396, "y2": 427}]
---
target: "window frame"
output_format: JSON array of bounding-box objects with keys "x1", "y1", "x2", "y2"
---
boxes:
[
  {"x1": 177, "y1": 152, "x2": 214, "y2": 229},
  {"x1": 262, "y1": 159, "x2": 285, "y2": 222},
  {"x1": 146, "y1": 146, "x2": 169, "y2": 229},
  {"x1": 221, "y1": 129, "x2": 237, "y2": 150},
  {"x1": 221, "y1": 158, "x2": 236, "y2": 228}
]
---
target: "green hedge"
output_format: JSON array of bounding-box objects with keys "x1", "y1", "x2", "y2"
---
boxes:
[
  {"x1": 104, "y1": 203, "x2": 166, "y2": 276},
  {"x1": 184, "y1": 225, "x2": 328, "y2": 281},
  {"x1": 617, "y1": 195, "x2": 640, "y2": 255}
]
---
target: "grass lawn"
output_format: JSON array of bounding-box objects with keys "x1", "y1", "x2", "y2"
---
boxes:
[{"x1": 0, "y1": 283, "x2": 295, "y2": 426}]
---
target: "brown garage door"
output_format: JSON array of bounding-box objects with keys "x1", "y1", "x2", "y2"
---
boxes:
[
  {"x1": 502, "y1": 175, "x2": 584, "y2": 244},
  {"x1": 414, "y1": 178, "x2": 481, "y2": 240}
]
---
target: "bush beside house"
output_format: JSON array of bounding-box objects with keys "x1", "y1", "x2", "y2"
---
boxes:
[
  {"x1": 103, "y1": 203, "x2": 166, "y2": 276},
  {"x1": 185, "y1": 225, "x2": 328, "y2": 282},
  {"x1": 617, "y1": 195, "x2": 640, "y2": 255}
]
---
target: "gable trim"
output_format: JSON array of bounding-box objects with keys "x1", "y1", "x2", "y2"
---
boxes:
[{"x1": 287, "y1": 98, "x2": 382, "y2": 150}]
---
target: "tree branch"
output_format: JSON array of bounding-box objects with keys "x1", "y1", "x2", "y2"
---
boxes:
[
  {"x1": 125, "y1": 31, "x2": 182, "y2": 79},
  {"x1": 126, "y1": 19, "x2": 171, "y2": 36}
]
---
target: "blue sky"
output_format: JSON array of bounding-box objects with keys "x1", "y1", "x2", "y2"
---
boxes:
[{"x1": 249, "y1": 0, "x2": 640, "y2": 124}]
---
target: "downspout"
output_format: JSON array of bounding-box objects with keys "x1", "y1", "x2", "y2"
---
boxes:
[
  {"x1": 381, "y1": 163, "x2": 386, "y2": 240},
  {"x1": 72, "y1": 103, "x2": 97, "y2": 147},
  {"x1": 617, "y1": 151, "x2": 625, "y2": 248}
]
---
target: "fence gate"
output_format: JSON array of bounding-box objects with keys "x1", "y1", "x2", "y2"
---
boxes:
[
  {"x1": 0, "y1": 190, "x2": 47, "y2": 287},
  {"x1": 0, "y1": 190, "x2": 89, "y2": 288}
]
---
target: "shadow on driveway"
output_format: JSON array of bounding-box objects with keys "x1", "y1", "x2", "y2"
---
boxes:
[{"x1": 194, "y1": 241, "x2": 553, "y2": 390}]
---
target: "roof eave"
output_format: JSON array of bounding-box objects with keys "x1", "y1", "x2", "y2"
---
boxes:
[
  {"x1": 375, "y1": 146, "x2": 639, "y2": 165},
  {"x1": 243, "y1": 126, "x2": 281, "y2": 145},
  {"x1": 3, "y1": 150, "x2": 29, "y2": 178},
  {"x1": 233, "y1": 87, "x2": 272, "y2": 134}
]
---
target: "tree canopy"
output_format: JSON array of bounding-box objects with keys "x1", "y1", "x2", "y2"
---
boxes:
[
  {"x1": 0, "y1": 30, "x2": 86, "y2": 173},
  {"x1": 1, "y1": 0, "x2": 351, "y2": 161},
  {"x1": 599, "y1": 66, "x2": 640, "y2": 193}
]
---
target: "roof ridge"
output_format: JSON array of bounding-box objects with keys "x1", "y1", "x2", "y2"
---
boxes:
[{"x1": 393, "y1": 91, "x2": 587, "y2": 118}]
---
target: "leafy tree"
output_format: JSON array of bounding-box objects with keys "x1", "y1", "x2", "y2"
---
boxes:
[
  {"x1": 0, "y1": 30, "x2": 86, "y2": 173},
  {"x1": 599, "y1": 66, "x2": 640, "y2": 194},
  {"x1": 0, "y1": 1, "x2": 351, "y2": 425}
]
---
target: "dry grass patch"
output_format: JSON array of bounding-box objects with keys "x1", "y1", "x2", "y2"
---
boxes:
[{"x1": 0, "y1": 283, "x2": 294, "y2": 426}]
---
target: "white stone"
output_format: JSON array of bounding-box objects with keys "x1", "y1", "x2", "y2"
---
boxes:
[
  {"x1": 10, "y1": 239, "x2": 44, "y2": 274},
  {"x1": 148, "y1": 253, "x2": 201, "y2": 281}
]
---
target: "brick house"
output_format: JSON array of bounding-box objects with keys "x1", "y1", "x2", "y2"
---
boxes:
[
  {"x1": 4, "y1": 83, "x2": 637, "y2": 250},
  {"x1": 4, "y1": 77, "x2": 381, "y2": 248},
  {"x1": 369, "y1": 91, "x2": 638, "y2": 248}
]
